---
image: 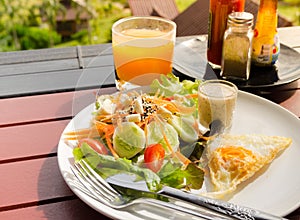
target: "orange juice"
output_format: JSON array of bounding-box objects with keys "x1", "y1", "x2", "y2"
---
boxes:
[
  {"x1": 112, "y1": 17, "x2": 176, "y2": 89},
  {"x1": 113, "y1": 29, "x2": 174, "y2": 86},
  {"x1": 115, "y1": 58, "x2": 172, "y2": 86}
]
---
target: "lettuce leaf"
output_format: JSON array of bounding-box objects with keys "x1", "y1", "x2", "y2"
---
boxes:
[
  {"x1": 73, "y1": 143, "x2": 161, "y2": 191},
  {"x1": 73, "y1": 143, "x2": 204, "y2": 192},
  {"x1": 159, "y1": 161, "x2": 204, "y2": 190},
  {"x1": 150, "y1": 73, "x2": 201, "y2": 118},
  {"x1": 150, "y1": 73, "x2": 201, "y2": 97},
  {"x1": 150, "y1": 73, "x2": 182, "y2": 97}
]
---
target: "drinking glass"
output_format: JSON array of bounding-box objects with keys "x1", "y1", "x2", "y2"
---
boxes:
[
  {"x1": 198, "y1": 80, "x2": 238, "y2": 135},
  {"x1": 112, "y1": 16, "x2": 176, "y2": 90}
]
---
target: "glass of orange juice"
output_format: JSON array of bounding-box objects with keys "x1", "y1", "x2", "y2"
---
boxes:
[{"x1": 112, "y1": 16, "x2": 176, "y2": 90}]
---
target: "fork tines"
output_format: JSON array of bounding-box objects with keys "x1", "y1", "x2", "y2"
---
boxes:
[{"x1": 71, "y1": 159, "x2": 122, "y2": 204}]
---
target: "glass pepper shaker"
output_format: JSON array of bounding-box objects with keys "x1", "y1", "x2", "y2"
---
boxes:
[
  {"x1": 221, "y1": 12, "x2": 254, "y2": 81},
  {"x1": 207, "y1": 0, "x2": 246, "y2": 69}
]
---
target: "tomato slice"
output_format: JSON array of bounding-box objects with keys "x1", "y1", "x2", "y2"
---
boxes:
[
  {"x1": 144, "y1": 143, "x2": 165, "y2": 172},
  {"x1": 78, "y1": 138, "x2": 108, "y2": 155}
]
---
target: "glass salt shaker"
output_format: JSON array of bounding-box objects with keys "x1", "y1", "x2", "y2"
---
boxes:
[{"x1": 221, "y1": 12, "x2": 254, "y2": 81}]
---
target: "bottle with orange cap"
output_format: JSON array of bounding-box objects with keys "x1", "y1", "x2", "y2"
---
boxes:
[{"x1": 251, "y1": 0, "x2": 280, "y2": 66}]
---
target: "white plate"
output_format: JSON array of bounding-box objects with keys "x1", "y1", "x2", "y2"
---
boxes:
[{"x1": 57, "y1": 90, "x2": 300, "y2": 219}]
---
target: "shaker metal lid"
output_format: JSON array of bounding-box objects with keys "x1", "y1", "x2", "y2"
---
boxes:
[{"x1": 228, "y1": 12, "x2": 254, "y2": 26}]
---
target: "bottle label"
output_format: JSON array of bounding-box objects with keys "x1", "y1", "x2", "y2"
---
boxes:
[
  {"x1": 252, "y1": 34, "x2": 280, "y2": 66},
  {"x1": 271, "y1": 34, "x2": 280, "y2": 64}
]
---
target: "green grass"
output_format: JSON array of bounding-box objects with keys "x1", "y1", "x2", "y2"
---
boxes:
[
  {"x1": 91, "y1": 17, "x2": 116, "y2": 44},
  {"x1": 280, "y1": 0, "x2": 300, "y2": 4},
  {"x1": 279, "y1": 5, "x2": 300, "y2": 25},
  {"x1": 278, "y1": 0, "x2": 300, "y2": 25},
  {"x1": 175, "y1": 0, "x2": 197, "y2": 12}
]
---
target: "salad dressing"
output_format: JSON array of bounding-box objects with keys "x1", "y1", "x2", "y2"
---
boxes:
[{"x1": 198, "y1": 80, "x2": 237, "y2": 133}]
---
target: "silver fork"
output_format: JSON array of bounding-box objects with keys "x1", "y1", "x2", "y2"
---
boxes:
[{"x1": 70, "y1": 159, "x2": 232, "y2": 220}]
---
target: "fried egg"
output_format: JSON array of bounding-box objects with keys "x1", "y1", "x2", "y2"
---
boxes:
[{"x1": 206, "y1": 134, "x2": 292, "y2": 197}]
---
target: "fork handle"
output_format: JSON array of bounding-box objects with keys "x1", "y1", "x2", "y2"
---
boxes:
[
  {"x1": 160, "y1": 186, "x2": 287, "y2": 220},
  {"x1": 142, "y1": 198, "x2": 232, "y2": 220}
]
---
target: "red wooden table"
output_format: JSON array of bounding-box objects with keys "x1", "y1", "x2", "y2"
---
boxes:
[{"x1": 0, "y1": 27, "x2": 299, "y2": 220}]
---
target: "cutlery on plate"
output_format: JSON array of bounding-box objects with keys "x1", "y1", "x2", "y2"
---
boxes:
[
  {"x1": 74, "y1": 159, "x2": 288, "y2": 220},
  {"x1": 109, "y1": 180, "x2": 287, "y2": 220},
  {"x1": 157, "y1": 186, "x2": 287, "y2": 220},
  {"x1": 71, "y1": 159, "x2": 233, "y2": 220}
]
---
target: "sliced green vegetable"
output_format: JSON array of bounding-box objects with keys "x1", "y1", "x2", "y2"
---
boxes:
[
  {"x1": 113, "y1": 122, "x2": 146, "y2": 158},
  {"x1": 147, "y1": 120, "x2": 179, "y2": 154},
  {"x1": 168, "y1": 115, "x2": 198, "y2": 143}
]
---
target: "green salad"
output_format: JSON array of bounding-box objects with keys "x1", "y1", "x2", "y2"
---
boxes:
[{"x1": 65, "y1": 74, "x2": 206, "y2": 192}]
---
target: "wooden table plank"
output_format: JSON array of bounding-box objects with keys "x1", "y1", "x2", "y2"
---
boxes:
[
  {"x1": 0, "y1": 157, "x2": 73, "y2": 210},
  {"x1": 81, "y1": 44, "x2": 112, "y2": 57},
  {"x1": 0, "y1": 199, "x2": 110, "y2": 220},
  {"x1": 0, "y1": 47, "x2": 78, "y2": 65},
  {"x1": 0, "y1": 66, "x2": 115, "y2": 98},
  {"x1": 0, "y1": 91, "x2": 82, "y2": 126},
  {"x1": 0, "y1": 59, "x2": 80, "y2": 77},
  {"x1": 0, "y1": 120, "x2": 69, "y2": 163},
  {"x1": 0, "y1": 54, "x2": 113, "y2": 77},
  {"x1": 280, "y1": 89, "x2": 300, "y2": 117},
  {"x1": 259, "y1": 80, "x2": 300, "y2": 117},
  {"x1": 0, "y1": 44, "x2": 111, "y2": 65},
  {"x1": 0, "y1": 88, "x2": 115, "y2": 126}
]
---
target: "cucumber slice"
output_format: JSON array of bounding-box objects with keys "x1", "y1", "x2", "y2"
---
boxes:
[
  {"x1": 169, "y1": 115, "x2": 198, "y2": 143},
  {"x1": 113, "y1": 122, "x2": 146, "y2": 158},
  {"x1": 147, "y1": 121, "x2": 179, "y2": 154}
]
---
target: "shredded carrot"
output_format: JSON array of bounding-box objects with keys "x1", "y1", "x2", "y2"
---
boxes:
[
  {"x1": 153, "y1": 115, "x2": 176, "y2": 157},
  {"x1": 93, "y1": 120, "x2": 113, "y2": 135},
  {"x1": 64, "y1": 128, "x2": 91, "y2": 136},
  {"x1": 64, "y1": 127, "x2": 99, "y2": 140},
  {"x1": 201, "y1": 135, "x2": 216, "y2": 141},
  {"x1": 162, "y1": 132, "x2": 176, "y2": 157},
  {"x1": 143, "y1": 117, "x2": 149, "y2": 145},
  {"x1": 102, "y1": 124, "x2": 119, "y2": 159},
  {"x1": 105, "y1": 131, "x2": 119, "y2": 159},
  {"x1": 94, "y1": 114, "x2": 113, "y2": 122},
  {"x1": 152, "y1": 98, "x2": 179, "y2": 113},
  {"x1": 175, "y1": 151, "x2": 191, "y2": 166},
  {"x1": 172, "y1": 102, "x2": 195, "y2": 114},
  {"x1": 184, "y1": 93, "x2": 198, "y2": 99}
]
